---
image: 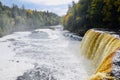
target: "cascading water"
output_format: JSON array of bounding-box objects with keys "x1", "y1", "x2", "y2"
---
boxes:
[
  {"x1": 0, "y1": 26, "x2": 120, "y2": 80},
  {"x1": 80, "y1": 29, "x2": 120, "y2": 79}
]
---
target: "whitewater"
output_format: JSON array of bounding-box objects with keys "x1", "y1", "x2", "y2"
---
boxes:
[{"x1": 0, "y1": 25, "x2": 91, "y2": 80}]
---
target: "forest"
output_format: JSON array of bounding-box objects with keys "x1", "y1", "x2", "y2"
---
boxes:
[
  {"x1": 0, "y1": 1, "x2": 60, "y2": 37},
  {"x1": 62, "y1": 0, "x2": 120, "y2": 36}
]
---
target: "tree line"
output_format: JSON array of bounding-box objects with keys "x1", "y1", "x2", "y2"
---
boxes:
[
  {"x1": 0, "y1": 1, "x2": 60, "y2": 37},
  {"x1": 62, "y1": 0, "x2": 120, "y2": 36}
]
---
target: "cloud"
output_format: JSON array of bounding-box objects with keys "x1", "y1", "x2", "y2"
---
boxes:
[
  {"x1": 40, "y1": 6, "x2": 68, "y2": 16},
  {"x1": 1, "y1": 0, "x2": 79, "y2": 16},
  {"x1": 20, "y1": 0, "x2": 79, "y2": 6},
  {"x1": 19, "y1": 0, "x2": 79, "y2": 16},
  {"x1": 50, "y1": 7, "x2": 68, "y2": 16}
]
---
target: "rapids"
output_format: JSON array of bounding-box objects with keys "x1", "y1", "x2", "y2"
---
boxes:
[{"x1": 0, "y1": 25, "x2": 91, "y2": 80}]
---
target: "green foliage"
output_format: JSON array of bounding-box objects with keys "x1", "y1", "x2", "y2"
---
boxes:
[
  {"x1": 62, "y1": 0, "x2": 120, "y2": 36},
  {"x1": 0, "y1": 2, "x2": 60, "y2": 36}
]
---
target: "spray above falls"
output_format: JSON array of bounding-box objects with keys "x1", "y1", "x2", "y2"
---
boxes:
[{"x1": 80, "y1": 29, "x2": 120, "y2": 80}]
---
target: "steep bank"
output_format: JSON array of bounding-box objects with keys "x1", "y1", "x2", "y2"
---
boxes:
[
  {"x1": 62, "y1": 0, "x2": 120, "y2": 36},
  {"x1": 80, "y1": 29, "x2": 120, "y2": 80}
]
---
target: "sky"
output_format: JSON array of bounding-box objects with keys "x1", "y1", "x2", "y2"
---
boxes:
[{"x1": 0, "y1": 0, "x2": 79, "y2": 16}]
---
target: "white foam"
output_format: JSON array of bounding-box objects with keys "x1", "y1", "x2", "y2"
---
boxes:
[
  {"x1": 0, "y1": 27, "x2": 90, "y2": 80},
  {"x1": 0, "y1": 41, "x2": 34, "y2": 80},
  {"x1": 35, "y1": 29, "x2": 59, "y2": 40}
]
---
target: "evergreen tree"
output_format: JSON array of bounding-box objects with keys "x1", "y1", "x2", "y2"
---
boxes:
[{"x1": 62, "y1": 0, "x2": 120, "y2": 36}]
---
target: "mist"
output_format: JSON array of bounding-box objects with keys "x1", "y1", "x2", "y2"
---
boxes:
[{"x1": 0, "y1": 2, "x2": 60, "y2": 37}]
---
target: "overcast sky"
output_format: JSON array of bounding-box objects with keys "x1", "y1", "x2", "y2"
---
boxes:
[{"x1": 1, "y1": 0, "x2": 79, "y2": 16}]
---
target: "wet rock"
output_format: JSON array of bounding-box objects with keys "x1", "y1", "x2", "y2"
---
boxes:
[
  {"x1": 16, "y1": 66, "x2": 57, "y2": 80},
  {"x1": 112, "y1": 50, "x2": 120, "y2": 79},
  {"x1": 7, "y1": 38, "x2": 15, "y2": 41},
  {"x1": 16, "y1": 60, "x2": 19, "y2": 63},
  {"x1": 63, "y1": 31, "x2": 82, "y2": 41},
  {"x1": 32, "y1": 31, "x2": 39, "y2": 33},
  {"x1": 17, "y1": 76, "x2": 25, "y2": 80}
]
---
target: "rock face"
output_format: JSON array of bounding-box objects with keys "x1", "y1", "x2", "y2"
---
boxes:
[{"x1": 112, "y1": 50, "x2": 120, "y2": 79}]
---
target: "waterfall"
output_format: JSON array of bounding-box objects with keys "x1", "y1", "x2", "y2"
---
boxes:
[{"x1": 80, "y1": 29, "x2": 120, "y2": 79}]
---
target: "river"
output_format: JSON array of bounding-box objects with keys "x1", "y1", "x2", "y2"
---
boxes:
[{"x1": 0, "y1": 25, "x2": 91, "y2": 80}]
